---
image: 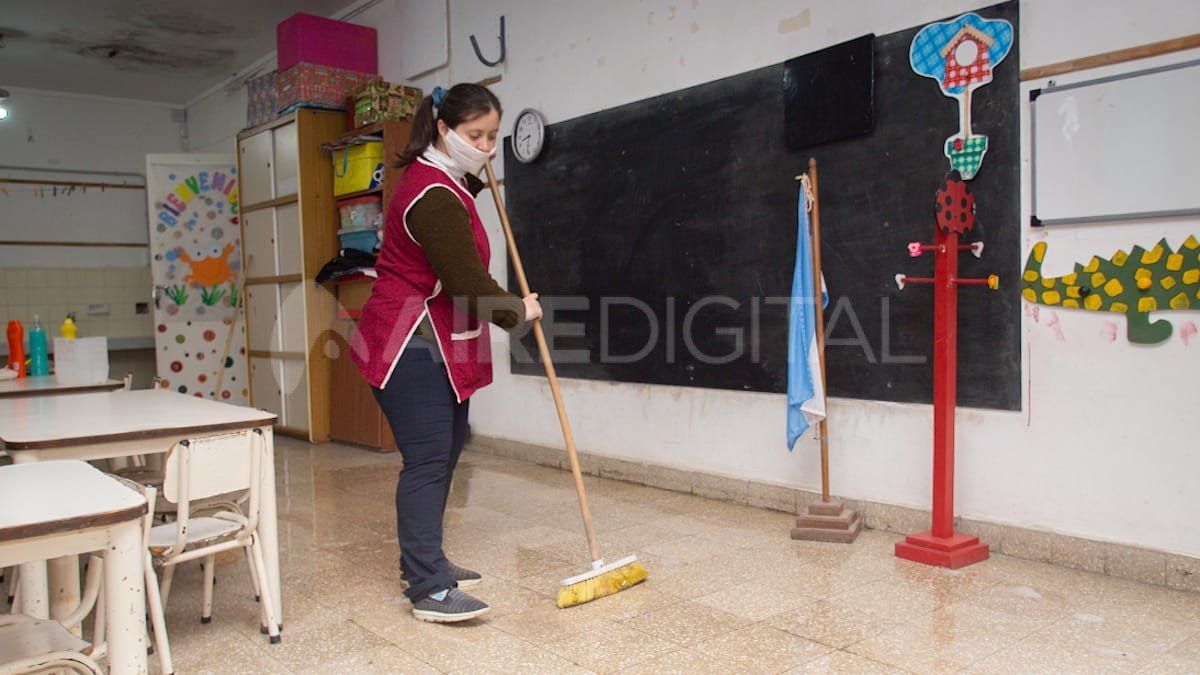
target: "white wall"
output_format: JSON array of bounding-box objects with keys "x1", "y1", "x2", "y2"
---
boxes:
[
  {"x1": 185, "y1": 67, "x2": 267, "y2": 155},
  {"x1": 186, "y1": 0, "x2": 1200, "y2": 557},
  {"x1": 0, "y1": 88, "x2": 186, "y2": 268}
]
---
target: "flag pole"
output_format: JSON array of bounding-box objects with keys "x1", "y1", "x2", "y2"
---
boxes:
[
  {"x1": 790, "y1": 158, "x2": 861, "y2": 543},
  {"x1": 806, "y1": 158, "x2": 831, "y2": 504}
]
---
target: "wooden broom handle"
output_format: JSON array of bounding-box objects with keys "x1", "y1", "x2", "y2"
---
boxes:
[{"x1": 483, "y1": 159, "x2": 602, "y2": 562}]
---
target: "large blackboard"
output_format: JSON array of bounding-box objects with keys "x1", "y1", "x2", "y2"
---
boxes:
[{"x1": 505, "y1": 2, "x2": 1020, "y2": 410}]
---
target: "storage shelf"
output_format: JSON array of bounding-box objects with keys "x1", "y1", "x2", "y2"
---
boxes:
[
  {"x1": 241, "y1": 193, "x2": 298, "y2": 214},
  {"x1": 332, "y1": 273, "x2": 376, "y2": 285},
  {"x1": 324, "y1": 123, "x2": 385, "y2": 151},
  {"x1": 335, "y1": 186, "x2": 383, "y2": 201},
  {"x1": 337, "y1": 122, "x2": 384, "y2": 142}
]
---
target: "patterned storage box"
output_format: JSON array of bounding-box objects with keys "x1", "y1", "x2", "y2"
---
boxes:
[
  {"x1": 352, "y1": 80, "x2": 423, "y2": 127},
  {"x1": 276, "y1": 62, "x2": 376, "y2": 114},
  {"x1": 245, "y1": 70, "x2": 278, "y2": 127}
]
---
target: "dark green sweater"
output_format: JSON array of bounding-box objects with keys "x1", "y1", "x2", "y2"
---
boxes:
[{"x1": 407, "y1": 175, "x2": 525, "y2": 331}]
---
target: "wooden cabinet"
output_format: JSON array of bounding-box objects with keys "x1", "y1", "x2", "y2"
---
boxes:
[
  {"x1": 320, "y1": 119, "x2": 413, "y2": 452},
  {"x1": 237, "y1": 110, "x2": 345, "y2": 442},
  {"x1": 328, "y1": 277, "x2": 397, "y2": 451}
]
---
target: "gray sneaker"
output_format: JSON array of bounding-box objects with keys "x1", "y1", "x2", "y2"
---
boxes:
[
  {"x1": 412, "y1": 588, "x2": 490, "y2": 623},
  {"x1": 447, "y1": 561, "x2": 482, "y2": 589}
]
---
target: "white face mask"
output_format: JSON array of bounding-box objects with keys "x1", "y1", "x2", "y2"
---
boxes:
[{"x1": 441, "y1": 128, "x2": 495, "y2": 175}]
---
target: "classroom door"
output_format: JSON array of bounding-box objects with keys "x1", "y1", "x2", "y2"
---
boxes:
[{"x1": 145, "y1": 154, "x2": 249, "y2": 404}]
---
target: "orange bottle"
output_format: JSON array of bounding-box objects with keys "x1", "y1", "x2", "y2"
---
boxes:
[{"x1": 6, "y1": 320, "x2": 26, "y2": 377}]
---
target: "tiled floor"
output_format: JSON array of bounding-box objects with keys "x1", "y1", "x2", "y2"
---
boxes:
[{"x1": 154, "y1": 436, "x2": 1200, "y2": 673}]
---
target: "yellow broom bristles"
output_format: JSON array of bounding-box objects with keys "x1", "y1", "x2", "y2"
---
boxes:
[{"x1": 556, "y1": 560, "x2": 648, "y2": 608}]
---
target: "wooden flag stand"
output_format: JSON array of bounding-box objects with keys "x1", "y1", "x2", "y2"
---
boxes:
[{"x1": 790, "y1": 159, "x2": 862, "y2": 544}]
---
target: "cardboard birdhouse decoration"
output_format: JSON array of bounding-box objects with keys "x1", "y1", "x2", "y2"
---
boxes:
[{"x1": 910, "y1": 13, "x2": 1013, "y2": 179}]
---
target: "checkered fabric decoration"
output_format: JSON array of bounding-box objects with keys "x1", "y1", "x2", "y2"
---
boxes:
[
  {"x1": 945, "y1": 135, "x2": 988, "y2": 179},
  {"x1": 910, "y1": 13, "x2": 1013, "y2": 95},
  {"x1": 944, "y1": 40, "x2": 993, "y2": 90}
]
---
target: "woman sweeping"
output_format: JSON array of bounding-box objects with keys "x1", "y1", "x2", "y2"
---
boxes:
[{"x1": 351, "y1": 83, "x2": 541, "y2": 622}]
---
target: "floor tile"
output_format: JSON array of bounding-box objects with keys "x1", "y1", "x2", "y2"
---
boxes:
[
  {"x1": 787, "y1": 650, "x2": 905, "y2": 674},
  {"x1": 692, "y1": 623, "x2": 834, "y2": 671},
  {"x1": 543, "y1": 620, "x2": 678, "y2": 673},
  {"x1": 693, "y1": 578, "x2": 815, "y2": 621},
  {"x1": 624, "y1": 600, "x2": 752, "y2": 646},
  {"x1": 770, "y1": 600, "x2": 895, "y2": 649}
]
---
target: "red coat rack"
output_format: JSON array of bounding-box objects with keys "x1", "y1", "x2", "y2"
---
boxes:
[{"x1": 893, "y1": 172, "x2": 999, "y2": 569}]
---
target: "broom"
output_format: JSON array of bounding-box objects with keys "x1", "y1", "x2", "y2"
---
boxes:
[{"x1": 483, "y1": 158, "x2": 648, "y2": 608}]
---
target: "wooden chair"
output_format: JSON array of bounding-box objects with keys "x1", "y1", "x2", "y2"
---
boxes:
[{"x1": 147, "y1": 430, "x2": 280, "y2": 643}]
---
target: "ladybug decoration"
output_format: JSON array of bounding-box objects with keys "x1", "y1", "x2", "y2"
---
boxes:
[{"x1": 934, "y1": 170, "x2": 975, "y2": 234}]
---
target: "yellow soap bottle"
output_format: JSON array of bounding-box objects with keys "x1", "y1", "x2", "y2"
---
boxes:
[{"x1": 60, "y1": 313, "x2": 78, "y2": 340}]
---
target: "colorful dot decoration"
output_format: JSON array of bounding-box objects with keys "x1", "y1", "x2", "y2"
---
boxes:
[{"x1": 153, "y1": 167, "x2": 248, "y2": 406}]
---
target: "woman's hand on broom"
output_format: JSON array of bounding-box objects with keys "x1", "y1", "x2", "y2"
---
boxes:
[{"x1": 524, "y1": 293, "x2": 543, "y2": 321}]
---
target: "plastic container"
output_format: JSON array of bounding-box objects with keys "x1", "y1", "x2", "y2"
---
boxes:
[
  {"x1": 337, "y1": 196, "x2": 383, "y2": 230},
  {"x1": 6, "y1": 320, "x2": 25, "y2": 377},
  {"x1": 28, "y1": 315, "x2": 49, "y2": 376},
  {"x1": 337, "y1": 227, "x2": 380, "y2": 253},
  {"x1": 332, "y1": 142, "x2": 384, "y2": 196},
  {"x1": 60, "y1": 314, "x2": 78, "y2": 340},
  {"x1": 276, "y1": 13, "x2": 378, "y2": 74},
  {"x1": 54, "y1": 337, "x2": 109, "y2": 385}
]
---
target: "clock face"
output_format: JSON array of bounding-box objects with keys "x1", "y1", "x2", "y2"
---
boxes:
[{"x1": 513, "y1": 109, "x2": 545, "y2": 163}]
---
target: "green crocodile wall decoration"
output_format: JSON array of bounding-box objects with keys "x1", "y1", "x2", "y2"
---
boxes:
[{"x1": 1021, "y1": 236, "x2": 1200, "y2": 344}]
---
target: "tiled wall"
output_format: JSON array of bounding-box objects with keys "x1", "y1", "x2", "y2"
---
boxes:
[{"x1": 0, "y1": 267, "x2": 154, "y2": 339}]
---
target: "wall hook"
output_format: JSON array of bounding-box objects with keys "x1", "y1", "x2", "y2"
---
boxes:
[{"x1": 469, "y1": 15, "x2": 506, "y2": 68}]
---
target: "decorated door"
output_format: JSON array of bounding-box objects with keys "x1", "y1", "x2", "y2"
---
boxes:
[{"x1": 145, "y1": 154, "x2": 248, "y2": 404}]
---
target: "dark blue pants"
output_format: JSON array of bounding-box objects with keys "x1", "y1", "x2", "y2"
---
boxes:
[{"x1": 372, "y1": 337, "x2": 469, "y2": 601}]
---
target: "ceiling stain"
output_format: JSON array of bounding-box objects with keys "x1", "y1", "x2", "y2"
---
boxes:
[
  {"x1": 42, "y1": 8, "x2": 241, "y2": 75},
  {"x1": 47, "y1": 31, "x2": 233, "y2": 74},
  {"x1": 126, "y1": 12, "x2": 240, "y2": 39}
]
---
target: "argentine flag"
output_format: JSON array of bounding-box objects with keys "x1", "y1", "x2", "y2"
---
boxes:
[{"x1": 787, "y1": 188, "x2": 828, "y2": 450}]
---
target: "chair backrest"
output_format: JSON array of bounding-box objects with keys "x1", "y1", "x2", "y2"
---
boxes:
[
  {"x1": 162, "y1": 430, "x2": 263, "y2": 524},
  {"x1": 159, "y1": 430, "x2": 265, "y2": 557}
]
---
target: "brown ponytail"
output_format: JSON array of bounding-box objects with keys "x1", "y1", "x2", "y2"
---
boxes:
[{"x1": 394, "y1": 83, "x2": 503, "y2": 168}]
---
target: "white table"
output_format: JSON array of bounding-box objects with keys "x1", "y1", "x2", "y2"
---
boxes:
[
  {"x1": 0, "y1": 390, "x2": 282, "y2": 629},
  {"x1": 0, "y1": 460, "x2": 148, "y2": 673},
  {"x1": 0, "y1": 376, "x2": 125, "y2": 399}
]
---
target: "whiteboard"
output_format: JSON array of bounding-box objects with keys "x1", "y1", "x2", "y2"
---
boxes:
[{"x1": 1031, "y1": 59, "x2": 1200, "y2": 225}]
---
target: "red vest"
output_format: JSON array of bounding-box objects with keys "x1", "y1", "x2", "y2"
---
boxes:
[{"x1": 351, "y1": 157, "x2": 493, "y2": 400}]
